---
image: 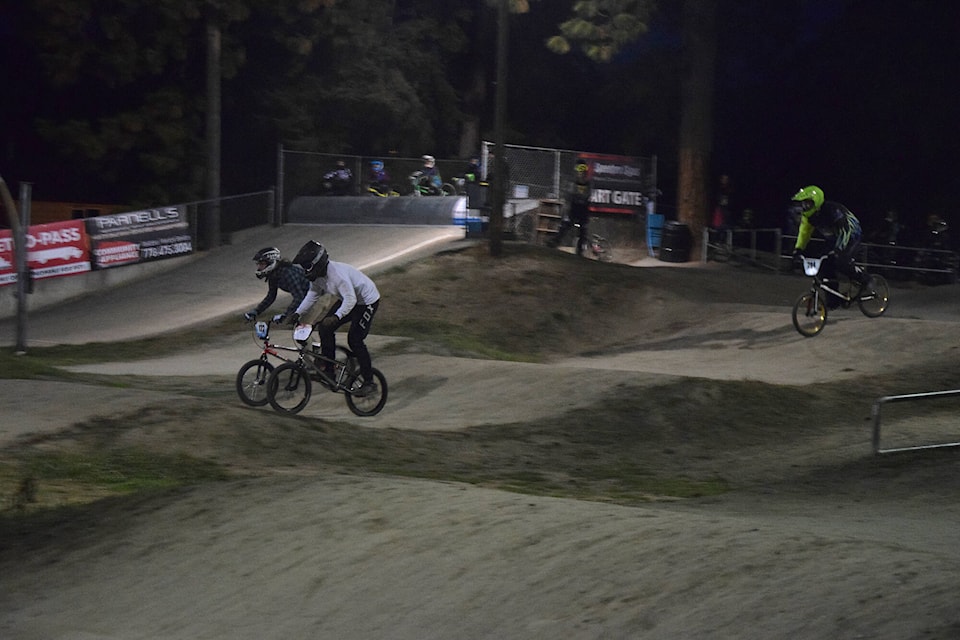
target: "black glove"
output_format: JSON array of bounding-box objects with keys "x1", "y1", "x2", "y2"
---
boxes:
[
  {"x1": 243, "y1": 311, "x2": 257, "y2": 322},
  {"x1": 286, "y1": 313, "x2": 300, "y2": 326},
  {"x1": 319, "y1": 315, "x2": 340, "y2": 332}
]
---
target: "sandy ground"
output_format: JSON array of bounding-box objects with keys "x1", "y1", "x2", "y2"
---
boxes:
[{"x1": 3, "y1": 238, "x2": 960, "y2": 638}]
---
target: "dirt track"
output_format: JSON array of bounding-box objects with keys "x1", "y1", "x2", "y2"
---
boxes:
[{"x1": 3, "y1": 235, "x2": 960, "y2": 639}]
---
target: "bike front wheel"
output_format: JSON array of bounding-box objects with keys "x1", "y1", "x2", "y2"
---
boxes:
[
  {"x1": 440, "y1": 183, "x2": 457, "y2": 196},
  {"x1": 792, "y1": 290, "x2": 827, "y2": 337},
  {"x1": 236, "y1": 359, "x2": 275, "y2": 406},
  {"x1": 267, "y1": 362, "x2": 312, "y2": 414},
  {"x1": 858, "y1": 274, "x2": 890, "y2": 318},
  {"x1": 344, "y1": 367, "x2": 388, "y2": 417}
]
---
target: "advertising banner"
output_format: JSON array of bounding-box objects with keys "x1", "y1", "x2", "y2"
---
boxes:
[
  {"x1": 0, "y1": 220, "x2": 91, "y2": 286},
  {"x1": 580, "y1": 152, "x2": 647, "y2": 215},
  {"x1": 86, "y1": 206, "x2": 193, "y2": 269}
]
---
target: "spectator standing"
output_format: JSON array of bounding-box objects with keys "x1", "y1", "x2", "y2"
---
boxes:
[{"x1": 549, "y1": 159, "x2": 592, "y2": 256}]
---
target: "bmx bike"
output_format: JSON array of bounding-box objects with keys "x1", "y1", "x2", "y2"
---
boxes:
[
  {"x1": 236, "y1": 319, "x2": 357, "y2": 407},
  {"x1": 791, "y1": 254, "x2": 890, "y2": 337},
  {"x1": 266, "y1": 324, "x2": 388, "y2": 416},
  {"x1": 585, "y1": 231, "x2": 613, "y2": 262},
  {"x1": 407, "y1": 171, "x2": 457, "y2": 197},
  {"x1": 366, "y1": 183, "x2": 401, "y2": 197},
  {"x1": 563, "y1": 223, "x2": 612, "y2": 262}
]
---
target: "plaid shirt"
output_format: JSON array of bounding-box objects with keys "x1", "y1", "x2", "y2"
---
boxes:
[{"x1": 254, "y1": 262, "x2": 311, "y2": 317}]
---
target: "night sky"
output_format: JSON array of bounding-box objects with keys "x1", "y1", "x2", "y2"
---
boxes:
[
  {"x1": 708, "y1": 0, "x2": 960, "y2": 236},
  {"x1": 2, "y1": 0, "x2": 958, "y2": 240}
]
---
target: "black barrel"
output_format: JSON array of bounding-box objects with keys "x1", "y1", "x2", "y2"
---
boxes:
[{"x1": 660, "y1": 221, "x2": 691, "y2": 262}]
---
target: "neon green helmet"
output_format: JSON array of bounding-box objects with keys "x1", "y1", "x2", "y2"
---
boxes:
[{"x1": 792, "y1": 185, "x2": 824, "y2": 215}]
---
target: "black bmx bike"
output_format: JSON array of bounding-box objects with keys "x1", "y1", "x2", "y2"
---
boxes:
[
  {"x1": 265, "y1": 324, "x2": 388, "y2": 416},
  {"x1": 236, "y1": 319, "x2": 358, "y2": 407},
  {"x1": 791, "y1": 254, "x2": 890, "y2": 337}
]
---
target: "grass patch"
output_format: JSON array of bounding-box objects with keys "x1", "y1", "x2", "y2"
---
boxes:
[
  {"x1": 0, "y1": 449, "x2": 229, "y2": 514},
  {"x1": 0, "y1": 350, "x2": 68, "y2": 379}
]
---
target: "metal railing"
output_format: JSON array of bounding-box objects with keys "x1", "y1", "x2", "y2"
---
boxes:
[
  {"x1": 178, "y1": 189, "x2": 276, "y2": 248},
  {"x1": 872, "y1": 390, "x2": 960, "y2": 454},
  {"x1": 701, "y1": 226, "x2": 960, "y2": 282},
  {"x1": 701, "y1": 227, "x2": 783, "y2": 271}
]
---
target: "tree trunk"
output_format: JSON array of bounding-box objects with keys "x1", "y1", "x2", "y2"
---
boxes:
[
  {"x1": 489, "y1": 0, "x2": 509, "y2": 257},
  {"x1": 204, "y1": 18, "x2": 222, "y2": 250},
  {"x1": 676, "y1": 0, "x2": 718, "y2": 258},
  {"x1": 459, "y1": 69, "x2": 487, "y2": 158},
  {"x1": 458, "y1": 5, "x2": 493, "y2": 159}
]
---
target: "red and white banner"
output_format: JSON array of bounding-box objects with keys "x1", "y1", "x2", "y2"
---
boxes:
[{"x1": 0, "y1": 220, "x2": 91, "y2": 286}]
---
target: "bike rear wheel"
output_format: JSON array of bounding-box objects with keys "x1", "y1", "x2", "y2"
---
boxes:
[
  {"x1": 267, "y1": 362, "x2": 312, "y2": 414},
  {"x1": 236, "y1": 359, "x2": 275, "y2": 406},
  {"x1": 792, "y1": 290, "x2": 827, "y2": 337},
  {"x1": 858, "y1": 274, "x2": 890, "y2": 318},
  {"x1": 592, "y1": 235, "x2": 613, "y2": 262},
  {"x1": 344, "y1": 367, "x2": 388, "y2": 416}
]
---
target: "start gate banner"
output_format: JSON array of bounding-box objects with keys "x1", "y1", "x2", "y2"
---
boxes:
[
  {"x1": 579, "y1": 152, "x2": 647, "y2": 215},
  {"x1": 85, "y1": 206, "x2": 193, "y2": 269},
  {"x1": 0, "y1": 220, "x2": 92, "y2": 286}
]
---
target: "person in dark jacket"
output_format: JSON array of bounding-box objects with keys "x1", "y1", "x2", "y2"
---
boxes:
[
  {"x1": 550, "y1": 159, "x2": 592, "y2": 256},
  {"x1": 243, "y1": 247, "x2": 311, "y2": 324},
  {"x1": 790, "y1": 185, "x2": 869, "y2": 307}
]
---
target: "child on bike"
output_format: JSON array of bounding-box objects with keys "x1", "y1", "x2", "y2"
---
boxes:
[
  {"x1": 367, "y1": 160, "x2": 391, "y2": 194},
  {"x1": 290, "y1": 240, "x2": 381, "y2": 397},
  {"x1": 243, "y1": 247, "x2": 311, "y2": 324},
  {"x1": 412, "y1": 155, "x2": 443, "y2": 195},
  {"x1": 790, "y1": 185, "x2": 869, "y2": 308},
  {"x1": 322, "y1": 159, "x2": 353, "y2": 195}
]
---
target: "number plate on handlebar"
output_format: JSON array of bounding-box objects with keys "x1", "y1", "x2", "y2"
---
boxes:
[
  {"x1": 293, "y1": 324, "x2": 313, "y2": 341},
  {"x1": 802, "y1": 257, "x2": 823, "y2": 276},
  {"x1": 254, "y1": 321, "x2": 269, "y2": 339}
]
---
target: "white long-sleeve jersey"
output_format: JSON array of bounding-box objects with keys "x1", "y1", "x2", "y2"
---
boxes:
[{"x1": 296, "y1": 260, "x2": 380, "y2": 320}]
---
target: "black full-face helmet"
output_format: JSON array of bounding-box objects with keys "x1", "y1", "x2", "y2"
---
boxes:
[
  {"x1": 293, "y1": 240, "x2": 330, "y2": 281},
  {"x1": 253, "y1": 247, "x2": 281, "y2": 279}
]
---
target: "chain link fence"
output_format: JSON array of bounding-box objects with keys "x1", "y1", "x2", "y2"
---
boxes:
[
  {"x1": 276, "y1": 148, "x2": 481, "y2": 213},
  {"x1": 478, "y1": 142, "x2": 658, "y2": 204},
  {"x1": 276, "y1": 143, "x2": 658, "y2": 220},
  {"x1": 183, "y1": 189, "x2": 276, "y2": 249}
]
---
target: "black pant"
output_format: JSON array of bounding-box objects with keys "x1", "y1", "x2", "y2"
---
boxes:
[
  {"x1": 823, "y1": 239, "x2": 867, "y2": 284},
  {"x1": 554, "y1": 217, "x2": 589, "y2": 256},
  {"x1": 317, "y1": 300, "x2": 380, "y2": 381}
]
